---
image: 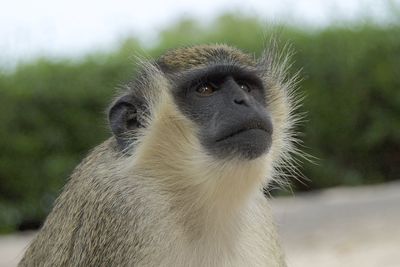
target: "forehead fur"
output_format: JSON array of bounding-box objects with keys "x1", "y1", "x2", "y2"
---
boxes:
[{"x1": 158, "y1": 44, "x2": 256, "y2": 72}]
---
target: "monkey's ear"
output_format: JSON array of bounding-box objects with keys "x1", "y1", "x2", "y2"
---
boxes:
[{"x1": 108, "y1": 95, "x2": 143, "y2": 144}]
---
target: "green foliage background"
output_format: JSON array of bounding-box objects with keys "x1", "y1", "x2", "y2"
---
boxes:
[{"x1": 0, "y1": 14, "x2": 399, "y2": 232}]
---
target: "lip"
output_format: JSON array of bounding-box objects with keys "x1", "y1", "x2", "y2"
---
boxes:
[{"x1": 216, "y1": 121, "x2": 271, "y2": 143}]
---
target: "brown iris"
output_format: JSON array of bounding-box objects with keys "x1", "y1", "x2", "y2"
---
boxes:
[{"x1": 196, "y1": 83, "x2": 216, "y2": 96}]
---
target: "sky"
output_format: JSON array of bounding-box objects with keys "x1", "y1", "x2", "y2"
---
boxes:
[{"x1": 0, "y1": 0, "x2": 398, "y2": 66}]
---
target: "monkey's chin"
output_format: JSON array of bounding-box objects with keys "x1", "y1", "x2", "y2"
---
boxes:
[{"x1": 214, "y1": 129, "x2": 272, "y2": 160}]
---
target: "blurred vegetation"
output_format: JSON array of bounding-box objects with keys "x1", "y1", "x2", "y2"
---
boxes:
[{"x1": 0, "y1": 14, "x2": 399, "y2": 233}]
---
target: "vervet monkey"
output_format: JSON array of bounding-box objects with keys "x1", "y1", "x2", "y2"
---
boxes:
[{"x1": 19, "y1": 43, "x2": 301, "y2": 267}]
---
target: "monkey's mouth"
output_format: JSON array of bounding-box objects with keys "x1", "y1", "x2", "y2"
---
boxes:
[
  {"x1": 216, "y1": 128, "x2": 266, "y2": 142},
  {"x1": 216, "y1": 122, "x2": 272, "y2": 143},
  {"x1": 207, "y1": 119, "x2": 273, "y2": 159}
]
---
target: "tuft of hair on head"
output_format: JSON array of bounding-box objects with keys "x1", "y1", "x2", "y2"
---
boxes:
[{"x1": 157, "y1": 44, "x2": 256, "y2": 72}]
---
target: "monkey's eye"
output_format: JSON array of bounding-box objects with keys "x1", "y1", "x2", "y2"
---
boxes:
[
  {"x1": 238, "y1": 81, "x2": 251, "y2": 92},
  {"x1": 196, "y1": 83, "x2": 217, "y2": 96}
]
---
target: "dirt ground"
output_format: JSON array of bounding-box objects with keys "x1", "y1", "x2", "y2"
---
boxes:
[{"x1": 1, "y1": 182, "x2": 399, "y2": 267}]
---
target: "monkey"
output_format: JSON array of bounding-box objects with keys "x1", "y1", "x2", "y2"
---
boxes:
[{"x1": 19, "y1": 43, "x2": 301, "y2": 267}]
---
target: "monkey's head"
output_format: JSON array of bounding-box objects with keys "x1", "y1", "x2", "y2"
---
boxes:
[{"x1": 108, "y1": 44, "x2": 299, "y2": 188}]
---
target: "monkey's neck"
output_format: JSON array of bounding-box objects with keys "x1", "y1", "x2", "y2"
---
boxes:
[
  {"x1": 131, "y1": 149, "x2": 269, "y2": 240},
  {"x1": 178, "y1": 163, "x2": 266, "y2": 241}
]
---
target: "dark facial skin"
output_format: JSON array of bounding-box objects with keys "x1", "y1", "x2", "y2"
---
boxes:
[{"x1": 173, "y1": 64, "x2": 273, "y2": 160}]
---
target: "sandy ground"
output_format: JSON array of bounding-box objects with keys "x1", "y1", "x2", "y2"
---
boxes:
[
  {"x1": 273, "y1": 181, "x2": 400, "y2": 267},
  {"x1": 1, "y1": 182, "x2": 399, "y2": 267}
]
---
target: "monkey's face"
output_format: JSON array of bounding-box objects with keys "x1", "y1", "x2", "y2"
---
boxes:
[
  {"x1": 109, "y1": 45, "x2": 296, "y2": 173},
  {"x1": 172, "y1": 64, "x2": 273, "y2": 160}
]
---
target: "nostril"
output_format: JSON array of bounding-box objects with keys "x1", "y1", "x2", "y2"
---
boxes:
[
  {"x1": 234, "y1": 98, "x2": 245, "y2": 105},
  {"x1": 234, "y1": 97, "x2": 250, "y2": 107}
]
